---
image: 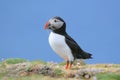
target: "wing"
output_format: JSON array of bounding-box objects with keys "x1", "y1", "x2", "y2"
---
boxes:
[{"x1": 64, "y1": 34, "x2": 83, "y2": 59}]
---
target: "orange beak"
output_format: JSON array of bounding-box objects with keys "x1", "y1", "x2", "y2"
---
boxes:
[{"x1": 44, "y1": 21, "x2": 50, "y2": 29}]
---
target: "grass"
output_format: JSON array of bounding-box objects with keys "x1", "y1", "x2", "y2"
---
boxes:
[
  {"x1": 54, "y1": 68, "x2": 64, "y2": 77},
  {"x1": 26, "y1": 60, "x2": 47, "y2": 71},
  {"x1": 1, "y1": 75, "x2": 45, "y2": 80},
  {"x1": 97, "y1": 73, "x2": 120, "y2": 80},
  {"x1": 2, "y1": 73, "x2": 120, "y2": 80},
  {"x1": 1, "y1": 74, "x2": 77, "y2": 80},
  {"x1": 4, "y1": 58, "x2": 27, "y2": 64},
  {"x1": 0, "y1": 58, "x2": 120, "y2": 80},
  {"x1": 30, "y1": 60, "x2": 47, "y2": 65}
]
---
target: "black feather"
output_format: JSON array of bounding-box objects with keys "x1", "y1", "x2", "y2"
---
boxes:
[{"x1": 64, "y1": 33, "x2": 92, "y2": 60}]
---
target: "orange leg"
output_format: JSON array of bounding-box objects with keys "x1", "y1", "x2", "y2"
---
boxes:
[
  {"x1": 69, "y1": 61, "x2": 73, "y2": 69},
  {"x1": 69, "y1": 63, "x2": 72, "y2": 69},
  {"x1": 65, "y1": 61, "x2": 69, "y2": 69}
]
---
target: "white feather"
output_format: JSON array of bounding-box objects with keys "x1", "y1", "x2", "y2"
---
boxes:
[{"x1": 49, "y1": 32, "x2": 74, "y2": 62}]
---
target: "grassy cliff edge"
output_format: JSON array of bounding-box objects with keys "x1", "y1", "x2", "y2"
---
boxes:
[{"x1": 0, "y1": 58, "x2": 120, "y2": 80}]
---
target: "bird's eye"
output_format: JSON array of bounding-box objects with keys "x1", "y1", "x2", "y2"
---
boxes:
[{"x1": 54, "y1": 20, "x2": 57, "y2": 22}]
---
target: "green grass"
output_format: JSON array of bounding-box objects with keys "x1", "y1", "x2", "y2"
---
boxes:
[
  {"x1": 4, "y1": 58, "x2": 27, "y2": 64},
  {"x1": 0, "y1": 73, "x2": 7, "y2": 80},
  {"x1": 31, "y1": 60, "x2": 47, "y2": 65},
  {"x1": 54, "y1": 68, "x2": 64, "y2": 76},
  {"x1": 0, "y1": 58, "x2": 120, "y2": 80},
  {"x1": 26, "y1": 60, "x2": 47, "y2": 72},
  {"x1": 0, "y1": 74, "x2": 44, "y2": 80},
  {"x1": 1, "y1": 74, "x2": 75, "y2": 80},
  {"x1": 97, "y1": 73, "x2": 120, "y2": 80},
  {"x1": 59, "y1": 62, "x2": 66, "y2": 66}
]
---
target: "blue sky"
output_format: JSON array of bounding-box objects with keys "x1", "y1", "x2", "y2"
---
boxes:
[{"x1": 0, "y1": 0, "x2": 120, "y2": 64}]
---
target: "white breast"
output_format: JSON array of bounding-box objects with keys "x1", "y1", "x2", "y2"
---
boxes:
[{"x1": 49, "y1": 32, "x2": 74, "y2": 62}]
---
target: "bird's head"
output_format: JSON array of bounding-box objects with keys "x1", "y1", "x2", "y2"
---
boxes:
[{"x1": 44, "y1": 16, "x2": 66, "y2": 31}]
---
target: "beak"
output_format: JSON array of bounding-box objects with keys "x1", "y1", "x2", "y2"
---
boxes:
[{"x1": 44, "y1": 21, "x2": 50, "y2": 29}]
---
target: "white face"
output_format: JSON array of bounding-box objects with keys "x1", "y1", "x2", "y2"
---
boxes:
[{"x1": 48, "y1": 18, "x2": 64, "y2": 30}]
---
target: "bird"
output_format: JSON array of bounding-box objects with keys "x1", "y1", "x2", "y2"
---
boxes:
[{"x1": 44, "y1": 16, "x2": 92, "y2": 69}]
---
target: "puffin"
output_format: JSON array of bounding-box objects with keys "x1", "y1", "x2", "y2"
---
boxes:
[{"x1": 44, "y1": 16, "x2": 92, "y2": 69}]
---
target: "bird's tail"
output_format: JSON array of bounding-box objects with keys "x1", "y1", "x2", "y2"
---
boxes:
[{"x1": 81, "y1": 51, "x2": 92, "y2": 59}]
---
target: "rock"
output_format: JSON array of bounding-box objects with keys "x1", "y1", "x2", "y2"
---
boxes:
[
  {"x1": 66, "y1": 73, "x2": 75, "y2": 78},
  {"x1": 74, "y1": 68, "x2": 104, "y2": 79},
  {"x1": 93, "y1": 76, "x2": 97, "y2": 80},
  {"x1": 27, "y1": 65, "x2": 55, "y2": 77},
  {"x1": 83, "y1": 73, "x2": 91, "y2": 79},
  {"x1": 38, "y1": 65, "x2": 53, "y2": 75}
]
